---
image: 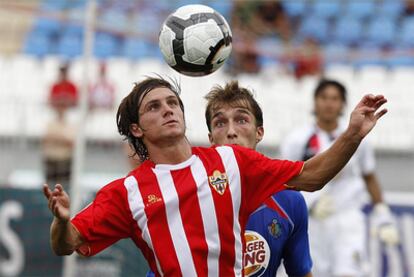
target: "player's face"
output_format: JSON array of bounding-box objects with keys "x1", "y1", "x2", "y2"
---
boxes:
[
  {"x1": 314, "y1": 85, "x2": 344, "y2": 123},
  {"x1": 208, "y1": 104, "x2": 263, "y2": 149},
  {"x1": 135, "y1": 87, "x2": 185, "y2": 144}
]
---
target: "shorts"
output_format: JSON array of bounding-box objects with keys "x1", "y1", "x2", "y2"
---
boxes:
[{"x1": 309, "y1": 209, "x2": 368, "y2": 277}]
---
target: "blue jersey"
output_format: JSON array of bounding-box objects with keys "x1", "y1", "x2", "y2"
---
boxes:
[{"x1": 244, "y1": 190, "x2": 312, "y2": 277}]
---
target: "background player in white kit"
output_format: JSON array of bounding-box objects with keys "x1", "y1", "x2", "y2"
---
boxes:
[{"x1": 280, "y1": 79, "x2": 399, "y2": 277}]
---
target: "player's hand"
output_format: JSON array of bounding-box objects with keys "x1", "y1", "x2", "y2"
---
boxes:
[
  {"x1": 371, "y1": 203, "x2": 400, "y2": 245},
  {"x1": 310, "y1": 194, "x2": 335, "y2": 220},
  {"x1": 347, "y1": 94, "x2": 387, "y2": 139},
  {"x1": 43, "y1": 184, "x2": 71, "y2": 222}
]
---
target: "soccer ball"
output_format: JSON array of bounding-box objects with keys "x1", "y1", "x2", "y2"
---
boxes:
[{"x1": 159, "y1": 4, "x2": 232, "y2": 77}]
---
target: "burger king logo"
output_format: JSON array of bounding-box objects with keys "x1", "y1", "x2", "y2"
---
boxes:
[{"x1": 244, "y1": 230, "x2": 270, "y2": 276}]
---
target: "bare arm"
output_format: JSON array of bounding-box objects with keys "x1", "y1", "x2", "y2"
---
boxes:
[
  {"x1": 43, "y1": 184, "x2": 83, "y2": 255},
  {"x1": 301, "y1": 272, "x2": 313, "y2": 277},
  {"x1": 287, "y1": 94, "x2": 388, "y2": 191},
  {"x1": 364, "y1": 173, "x2": 383, "y2": 204}
]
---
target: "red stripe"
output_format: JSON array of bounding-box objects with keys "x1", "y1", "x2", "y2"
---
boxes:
[
  {"x1": 130, "y1": 224, "x2": 159, "y2": 275},
  {"x1": 195, "y1": 147, "x2": 236, "y2": 276},
  {"x1": 171, "y1": 168, "x2": 208, "y2": 277},
  {"x1": 135, "y1": 166, "x2": 182, "y2": 276},
  {"x1": 263, "y1": 197, "x2": 288, "y2": 219}
]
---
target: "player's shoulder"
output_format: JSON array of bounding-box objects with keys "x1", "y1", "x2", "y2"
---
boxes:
[
  {"x1": 273, "y1": 190, "x2": 307, "y2": 219},
  {"x1": 274, "y1": 190, "x2": 306, "y2": 207},
  {"x1": 97, "y1": 177, "x2": 129, "y2": 195}
]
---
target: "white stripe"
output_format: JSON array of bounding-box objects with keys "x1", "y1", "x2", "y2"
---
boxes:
[
  {"x1": 216, "y1": 146, "x2": 243, "y2": 275},
  {"x1": 190, "y1": 157, "x2": 220, "y2": 277},
  {"x1": 152, "y1": 168, "x2": 198, "y2": 276},
  {"x1": 124, "y1": 176, "x2": 163, "y2": 276}
]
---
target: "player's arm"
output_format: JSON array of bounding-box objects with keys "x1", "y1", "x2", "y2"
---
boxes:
[
  {"x1": 287, "y1": 94, "x2": 387, "y2": 192},
  {"x1": 364, "y1": 173, "x2": 383, "y2": 204},
  {"x1": 43, "y1": 184, "x2": 84, "y2": 255}
]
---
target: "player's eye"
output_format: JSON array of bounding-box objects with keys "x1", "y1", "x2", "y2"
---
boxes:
[
  {"x1": 214, "y1": 120, "x2": 225, "y2": 128},
  {"x1": 147, "y1": 102, "x2": 160, "y2": 112},
  {"x1": 168, "y1": 99, "x2": 179, "y2": 107}
]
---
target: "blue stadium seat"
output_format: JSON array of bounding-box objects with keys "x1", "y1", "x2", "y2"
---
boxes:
[
  {"x1": 23, "y1": 31, "x2": 51, "y2": 57},
  {"x1": 94, "y1": 33, "x2": 119, "y2": 59},
  {"x1": 282, "y1": 0, "x2": 307, "y2": 18},
  {"x1": 323, "y1": 43, "x2": 350, "y2": 66},
  {"x1": 99, "y1": 10, "x2": 129, "y2": 33},
  {"x1": 311, "y1": 0, "x2": 341, "y2": 19},
  {"x1": 344, "y1": 1, "x2": 375, "y2": 19},
  {"x1": 352, "y1": 46, "x2": 386, "y2": 68},
  {"x1": 56, "y1": 33, "x2": 82, "y2": 58},
  {"x1": 33, "y1": 17, "x2": 61, "y2": 36},
  {"x1": 365, "y1": 17, "x2": 397, "y2": 47},
  {"x1": 332, "y1": 16, "x2": 363, "y2": 46},
  {"x1": 298, "y1": 16, "x2": 329, "y2": 43},
  {"x1": 122, "y1": 38, "x2": 152, "y2": 60},
  {"x1": 387, "y1": 46, "x2": 414, "y2": 68},
  {"x1": 399, "y1": 18, "x2": 414, "y2": 47},
  {"x1": 377, "y1": 0, "x2": 404, "y2": 19}
]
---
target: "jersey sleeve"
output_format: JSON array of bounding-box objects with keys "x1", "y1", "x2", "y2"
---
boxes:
[
  {"x1": 233, "y1": 145, "x2": 304, "y2": 214},
  {"x1": 281, "y1": 192, "x2": 312, "y2": 276},
  {"x1": 71, "y1": 179, "x2": 133, "y2": 256}
]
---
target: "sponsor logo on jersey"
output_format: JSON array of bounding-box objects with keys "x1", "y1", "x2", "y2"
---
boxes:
[
  {"x1": 145, "y1": 194, "x2": 162, "y2": 207},
  {"x1": 268, "y1": 218, "x2": 282, "y2": 238},
  {"x1": 208, "y1": 170, "x2": 228, "y2": 195},
  {"x1": 244, "y1": 230, "x2": 270, "y2": 277}
]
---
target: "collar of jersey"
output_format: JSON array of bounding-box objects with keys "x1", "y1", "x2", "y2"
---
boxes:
[{"x1": 152, "y1": 154, "x2": 197, "y2": 171}]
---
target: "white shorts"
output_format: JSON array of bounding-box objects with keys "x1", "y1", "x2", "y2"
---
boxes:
[{"x1": 309, "y1": 209, "x2": 369, "y2": 277}]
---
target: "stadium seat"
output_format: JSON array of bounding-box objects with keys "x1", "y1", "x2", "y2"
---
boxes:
[
  {"x1": 332, "y1": 17, "x2": 363, "y2": 46},
  {"x1": 56, "y1": 33, "x2": 83, "y2": 58},
  {"x1": 98, "y1": 10, "x2": 129, "y2": 33},
  {"x1": 352, "y1": 46, "x2": 386, "y2": 68},
  {"x1": 365, "y1": 17, "x2": 397, "y2": 47},
  {"x1": 298, "y1": 16, "x2": 329, "y2": 43},
  {"x1": 377, "y1": 0, "x2": 404, "y2": 19},
  {"x1": 122, "y1": 39, "x2": 153, "y2": 60},
  {"x1": 387, "y1": 46, "x2": 414, "y2": 68},
  {"x1": 344, "y1": 1, "x2": 376, "y2": 19},
  {"x1": 323, "y1": 43, "x2": 350, "y2": 66},
  {"x1": 311, "y1": 0, "x2": 342, "y2": 19},
  {"x1": 24, "y1": 31, "x2": 51, "y2": 57},
  {"x1": 399, "y1": 18, "x2": 414, "y2": 47},
  {"x1": 282, "y1": 0, "x2": 307, "y2": 18},
  {"x1": 94, "y1": 33, "x2": 119, "y2": 59},
  {"x1": 32, "y1": 17, "x2": 61, "y2": 37}
]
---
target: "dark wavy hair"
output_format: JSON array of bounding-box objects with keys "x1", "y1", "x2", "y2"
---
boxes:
[
  {"x1": 116, "y1": 76, "x2": 184, "y2": 162},
  {"x1": 204, "y1": 80, "x2": 263, "y2": 132}
]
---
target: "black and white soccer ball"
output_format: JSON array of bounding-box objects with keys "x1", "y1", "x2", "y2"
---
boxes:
[{"x1": 159, "y1": 4, "x2": 232, "y2": 77}]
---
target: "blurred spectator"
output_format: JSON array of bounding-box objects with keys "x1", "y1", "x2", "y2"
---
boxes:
[
  {"x1": 49, "y1": 63, "x2": 78, "y2": 109},
  {"x1": 42, "y1": 105, "x2": 76, "y2": 189},
  {"x1": 290, "y1": 37, "x2": 323, "y2": 80},
  {"x1": 89, "y1": 62, "x2": 115, "y2": 110},
  {"x1": 231, "y1": 0, "x2": 292, "y2": 74}
]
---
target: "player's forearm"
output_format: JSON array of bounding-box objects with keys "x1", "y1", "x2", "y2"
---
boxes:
[
  {"x1": 50, "y1": 218, "x2": 82, "y2": 256},
  {"x1": 288, "y1": 129, "x2": 362, "y2": 191},
  {"x1": 364, "y1": 174, "x2": 384, "y2": 204}
]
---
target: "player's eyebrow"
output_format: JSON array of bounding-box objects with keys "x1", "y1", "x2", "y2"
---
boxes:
[{"x1": 211, "y1": 107, "x2": 252, "y2": 121}]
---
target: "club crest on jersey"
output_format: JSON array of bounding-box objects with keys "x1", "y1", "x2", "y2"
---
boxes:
[
  {"x1": 268, "y1": 218, "x2": 282, "y2": 238},
  {"x1": 208, "y1": 170, "x2": 228, "y2": 195},
  {"x1": 244, "y1": 231, "x2": 270, "y2": 276}
]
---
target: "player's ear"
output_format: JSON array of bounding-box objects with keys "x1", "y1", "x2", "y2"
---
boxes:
[
  {"x1": 256, "y1": 126, "x2": 264, "y2": 143},
  {"x1": 208, "y1": 133, "x2": 215, "y2": 145},
  {"x1": 130, "y1": 123, "x2": 143, "y2": 138}
]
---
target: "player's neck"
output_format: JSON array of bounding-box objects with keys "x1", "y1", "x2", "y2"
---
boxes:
[
  {"x1": 147, "y1": 137, "x2": 192, "y2": 165},
  {"x1": 316, "y1": 119, "x2": 338, "y2": 133}
]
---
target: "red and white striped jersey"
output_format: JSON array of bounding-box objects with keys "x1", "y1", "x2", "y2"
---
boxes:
[{"x1": 71, "y1": 145, "x2": 303, "y2": 276}]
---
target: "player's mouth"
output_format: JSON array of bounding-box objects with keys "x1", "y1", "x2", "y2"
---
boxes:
[{"x1": 163, "y1": 120, "x2": 178, "y2": 126}]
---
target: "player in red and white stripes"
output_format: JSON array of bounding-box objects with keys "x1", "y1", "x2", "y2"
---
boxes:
[{"x1": 43, "y1": 76, "x2": 387, "y2": 276}]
